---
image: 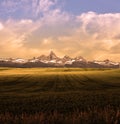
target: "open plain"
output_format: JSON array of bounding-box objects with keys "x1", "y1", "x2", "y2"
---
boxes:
[{"x1": 0, "y1": 68, "x2": 120, "y2": 124}]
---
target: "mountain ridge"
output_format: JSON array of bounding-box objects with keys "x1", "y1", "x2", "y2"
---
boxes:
[{"x1": 0, "y1": 51, "x2": 119, "y2": 68}]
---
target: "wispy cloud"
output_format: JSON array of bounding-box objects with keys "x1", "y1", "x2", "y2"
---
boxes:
[
  {"x1": 0, "y1": 0, "x2": 58, "y2": 19},
  {"x1": 0, "y1": 0, "x2": 120, "y2": 61},
  {"x1": 0, "y1": 22, "x2": 4, "y2": 30},
  {"x1": 35, "y1": 0, "x2": 56, "y2": 14}
]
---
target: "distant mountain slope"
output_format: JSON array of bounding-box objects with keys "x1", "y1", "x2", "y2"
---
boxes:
[{"x1": 0, "y1": 51, "x2": 119, "y2": 68}]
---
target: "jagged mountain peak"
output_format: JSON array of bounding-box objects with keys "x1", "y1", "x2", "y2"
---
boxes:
[
  {"x1": 37, "y1": 51, "x2": 60, "y2": 61},
  {"x1": 0, "y1": 54, "x2": 119, "y2": 68},
  {"x1": 104, "y1": 59, "x2": 110, "y2": 62},
  {"x1": 49, "y1": 51, "x2": 57, "y2": 56},
  {"x1": 63, "y1": 55, "x2": 72, "y2": 59},
  {"x1": 75, "y1": 56, "x2": 86, "y2": 62},
  {"x1": 37, "y1": 55, "x2": 47, "y2": 60},
  {"x1": 48, "y1": 51, "x2": 59, "y2": 60}
]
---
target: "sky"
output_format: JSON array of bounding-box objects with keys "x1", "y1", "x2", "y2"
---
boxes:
[{"x1": 0, "y1": 0, "x2": 120, "y2": 61}]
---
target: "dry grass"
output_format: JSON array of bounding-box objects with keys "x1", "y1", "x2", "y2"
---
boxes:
[{"x1": 0, "y1": 107, "x2": 120, "y2": 124}]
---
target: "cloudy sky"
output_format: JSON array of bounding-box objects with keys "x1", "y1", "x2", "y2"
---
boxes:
[{"x1": 0, "y1": 0, "x2": 120, "y2": 61}]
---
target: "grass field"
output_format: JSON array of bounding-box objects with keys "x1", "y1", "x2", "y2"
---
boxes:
[{"x1": 0, "y1": 68, "x2": 120, "y2": 124}]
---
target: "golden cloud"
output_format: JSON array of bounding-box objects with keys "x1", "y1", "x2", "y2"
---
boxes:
[{"x1": 0, "y1": 11, "x2": 120, "y2": 61}]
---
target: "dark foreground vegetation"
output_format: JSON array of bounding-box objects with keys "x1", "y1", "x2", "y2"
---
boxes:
[{"x1": 0, "y1": 68, "x2": 120, "y2": 124}]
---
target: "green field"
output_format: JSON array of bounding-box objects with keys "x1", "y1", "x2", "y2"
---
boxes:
[{"x1": 0, "y1": 68, "x2": 120, "y2": 124}]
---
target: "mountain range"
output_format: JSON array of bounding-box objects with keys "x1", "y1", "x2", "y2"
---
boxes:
[{"x1": 0, "y1": 51, "x2": 119, "y2": 68}]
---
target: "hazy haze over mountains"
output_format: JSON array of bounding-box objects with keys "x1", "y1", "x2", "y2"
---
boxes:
[{"x1": 0, "y1": 51, "x2": 119, "y2": 68}]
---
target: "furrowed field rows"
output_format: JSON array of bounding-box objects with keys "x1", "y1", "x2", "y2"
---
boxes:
[
  {"x1": 0, "y1": 68, "x2": 120, "y2": 124},
  {"x1": 0, "y1": 68, "x2": 120, "y2": 95}
]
